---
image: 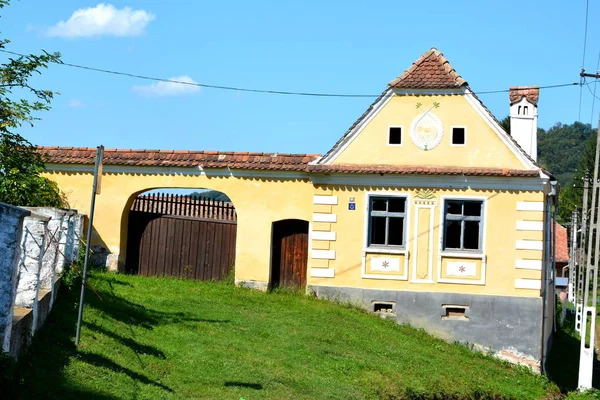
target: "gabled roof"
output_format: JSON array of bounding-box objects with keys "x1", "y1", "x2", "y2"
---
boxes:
[
  {"x1": 316, "y1": 48, "x2": 541, "y2": 171},
  {"x1": 40, "y1": 147, "x2": 320, "y2": 171},
  {"x1": 388, "y1": 48, "x2": 466, "y2": 89}
]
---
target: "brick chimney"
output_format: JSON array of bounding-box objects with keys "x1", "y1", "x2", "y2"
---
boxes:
[{"x1": 509, "y1": 86, "x2": 539, "y2": 161}]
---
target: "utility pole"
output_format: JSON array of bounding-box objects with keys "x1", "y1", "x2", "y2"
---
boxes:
[
  {"x1": 578, "y1": 111, "x2": 600, "y2": 389},
  {"x1": 576, "y1": 172, "x2": 590, "y2": 334},
  {"x1": 568, "y1": 208, "x2": 579, "y2": 304}
]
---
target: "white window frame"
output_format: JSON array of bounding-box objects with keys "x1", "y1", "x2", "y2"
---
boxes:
[
  {"x1": 437, "y1": 195, "x2": 487, "y2": 285},
  {"x1": 387, "y1": 125, "x2": 404, "y2": 147},
  {"x1": 362, "y1": 192, "x2": 411, "y2": 281},
  {"x1": 365, "y1": 194, "x2": 409, "y2": 250},
  {"x1": 450, "y1": 126, "x2": 467, "y2": 147}
]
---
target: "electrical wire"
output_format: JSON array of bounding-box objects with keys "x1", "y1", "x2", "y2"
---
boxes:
[
  {"x1": 583, "y1": 0, "x2": 590, "y2": 69},
  {"x1": 0, "y1": 48, "x2": 581, "y2": 98}
]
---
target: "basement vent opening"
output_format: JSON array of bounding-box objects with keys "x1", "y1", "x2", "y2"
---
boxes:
[
  {"x1": 373, "y1": 301, "x2": 395, "y2": 314},
  {"x1": 442, "y1": 305, "x2": 469, "y2": 321}
]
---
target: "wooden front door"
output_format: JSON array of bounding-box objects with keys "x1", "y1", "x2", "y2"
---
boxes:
[{"x1": 271, "y1": 219, "x2": 309, "y2": 288}]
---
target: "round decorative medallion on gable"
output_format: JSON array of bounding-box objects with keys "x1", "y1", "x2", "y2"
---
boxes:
[{"x1": 410, "y1": 112, "x2": 444, "y2": 151}]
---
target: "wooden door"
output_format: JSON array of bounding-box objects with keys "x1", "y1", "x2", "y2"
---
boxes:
[{"x1": 271, "y1": 219, "x2": 309, "y2": 288}]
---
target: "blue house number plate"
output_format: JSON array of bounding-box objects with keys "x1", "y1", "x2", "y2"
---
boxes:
[{"x1": 348, "y1": 203, "x2": 356, "y2": 210}]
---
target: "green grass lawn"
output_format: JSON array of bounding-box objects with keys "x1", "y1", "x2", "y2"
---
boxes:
[{"x1": 11, "y1": 272, "x2": 562, "y2": 399}]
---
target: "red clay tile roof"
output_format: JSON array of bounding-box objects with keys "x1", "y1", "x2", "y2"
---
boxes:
[
  {"x1": 39, "y1": 147, "x2": 320, "y2": 171},
  {"x1": 307, "y1": 164, "x2": 539, "y2": 177},
  {"x1": 555, "y1": 222, "x2": 569, "y2": 263},
  {"x1": 509, "y1": 86, "x2": 539, "y2": 106},
  {"x1": 389, "y1": 48, "x2": 466, "y2": 89},
  {"x1": 40, "y1": 147, "x2": 541, "y2": 177}
]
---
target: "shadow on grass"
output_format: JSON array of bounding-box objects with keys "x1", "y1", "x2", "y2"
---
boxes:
[
  {"x1": 224, "y1": 381, "x2": 264, "y2": 390},
  {"x1": 12, "y1": 274, "x2": 226, "y2": 399},
  {"x1": 91, "y1": 278, "x2": 229, "y2": 329},
  {"x1": 546, "y1": 311, "x2": 600, "y2": 392},
  {"x1": 78, "y1": 352, "x2": 173, "y2": 392},
  {"x1": 83, "y1": 321, "x2": 166, "y2": 359}
]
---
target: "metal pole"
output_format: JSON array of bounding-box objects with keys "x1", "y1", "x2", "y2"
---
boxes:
[
  {"x1": 578, "y1": 118, "x2": 600, "y2": 390},
  {"x1": 75, "y1": 146, "x2": 103, "y2": 346}
]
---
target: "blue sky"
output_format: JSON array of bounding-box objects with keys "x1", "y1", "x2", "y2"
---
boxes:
[{"x1": 2, "y1": 0, "x2": 598, "y2": 155}]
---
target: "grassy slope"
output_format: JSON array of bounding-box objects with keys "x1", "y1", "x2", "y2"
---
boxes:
[{"x1": 15, "y1": 272, "x2": 555, "y2": 400}]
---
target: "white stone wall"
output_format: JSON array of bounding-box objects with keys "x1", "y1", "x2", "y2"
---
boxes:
[
  {"x1": 0, "y1": 203, "x2": 30, "y2": 353},
  {"x1": 1, "y1": 205, "x2": 83, "y2": 358},
  {"x1": 14, "y1": 213, "x2": 50, "y2": 309}
]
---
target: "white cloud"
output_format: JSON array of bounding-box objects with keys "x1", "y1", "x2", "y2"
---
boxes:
[
  {"x1": 68, "y1": 98, "x2": 85, "y2": 108},
  {"x1": 132, "y1": 76, "x2": 201, "y2": 97},
  {"x1": 46, "y1": 3, "x2": 155, "y2": 38}
]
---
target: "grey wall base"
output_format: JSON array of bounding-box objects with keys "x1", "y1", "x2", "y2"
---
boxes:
[
  {"x1": 235, "y1": 280, "x2": 268, "y2": 291},
  {"x1": 310, "y1": 285, "x2": 543, "y2": 370}
]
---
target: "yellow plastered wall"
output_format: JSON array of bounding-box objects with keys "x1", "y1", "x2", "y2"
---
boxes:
[
  {"x1": 45, "y1": 169, "x2": 314, "y2": 283},
  {"x1": 308, "y1": 186, "x2": 546, "y2": 298},
  {"x1": 333, "y1": 94, "x2": 528, "y2": 170}
]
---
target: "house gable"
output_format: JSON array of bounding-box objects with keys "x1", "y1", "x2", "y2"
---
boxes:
[{"x1": 317, "y1": 49, "x2": 537, "y2": 171}]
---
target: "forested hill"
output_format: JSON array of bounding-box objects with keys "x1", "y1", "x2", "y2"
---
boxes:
[{"x1": 536, "y1": 122, "x2": 594, "y2": 187}]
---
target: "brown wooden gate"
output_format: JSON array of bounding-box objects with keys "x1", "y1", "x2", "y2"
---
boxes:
[
  {"x1": 126, "y1": 194, "x2": 236, "y2": 280},
  {"x1": 270, "y1": 219, "x2": 309, "y2": 288}
]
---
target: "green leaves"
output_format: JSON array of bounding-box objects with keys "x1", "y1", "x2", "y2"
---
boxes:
[{"x1": 0, "y1": 0, "x2": 64, "y2": 207}]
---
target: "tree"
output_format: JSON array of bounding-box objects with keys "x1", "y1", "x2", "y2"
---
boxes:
[
  {"x1": 537, "y1": 121, "x2": 594, "y2": 187},
  {"x1": 0, "y1": 0, "x2": 63, "y2": 207},
  {"x1": 189, "y1": 190, "x2": 231, "y2": 202},
  {"x1": 557, "y1": 132, "x2": 596, "y2": 222}
]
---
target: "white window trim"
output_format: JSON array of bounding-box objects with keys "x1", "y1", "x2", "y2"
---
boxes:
[
  {"x1": 437, "y1": 195, "x2": 487, "y2": 285},
  {"x1": 387, "y1": 125, "x2": 404, "y2": 147},
  {"x1": 450, "y1": 126, "x2": 467, "y2": 147},
  {"x1": 361, "y1": 192, "x2": 411, "y2": 280}
]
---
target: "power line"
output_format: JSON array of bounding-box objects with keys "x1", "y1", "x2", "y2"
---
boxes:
[
  {"x1": 582, "y1": 0, "x2": 590, "y2": 69},
  {"x1": 0, "y1": 48, "x2": 581, "y2": 98}
]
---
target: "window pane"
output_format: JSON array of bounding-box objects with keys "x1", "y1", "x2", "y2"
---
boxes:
[
  {"x1": 388, "y1": 198, "x2": 406, "y2": 213},
  {"x1": 388, "y1": 217, "x2": 404, "y2": 246},
  {"x1": 444, "y1": 220, "x2": 461, "y2": 249},
  {"x1": 389, "y1": 127, "x2": 402, "y2": 145},
  {"x1": 464, "y1": 221, "x2": 480, "y2": 250},
  {"x1": 372, "y1": 199, "x2": 387, "y2": 212},
  {"x1": 446, "y1": 201, "x2": 463, "y2": 215},
  {"x1": 370, "y1": 216, "x2": 387, "y2": 245},
  {"x1": 452, "y1": 127, "x2": 465, "y2": 145},
  {"x1": 464, "y1": 201, "x2": 482, "y2": 217}
]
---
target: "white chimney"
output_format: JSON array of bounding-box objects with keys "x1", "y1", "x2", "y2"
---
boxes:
[{"x1": 509, "y1": 86, "x2": 539, "y2": 161}]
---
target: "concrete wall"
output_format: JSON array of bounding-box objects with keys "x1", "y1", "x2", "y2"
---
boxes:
[{"x1": 0, "y1": 204, "x2": 83, "y2": 359}]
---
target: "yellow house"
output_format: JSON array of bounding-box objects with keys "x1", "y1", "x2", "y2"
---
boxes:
[{"x1": 42, "y1": 48, "x2": 556, "y2": 370}]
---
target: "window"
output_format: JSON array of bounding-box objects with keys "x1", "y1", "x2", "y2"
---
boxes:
[
  {"x1": 388, "y1": 127, "x2": 402, "y2": 145},
  {"x1": 368, "y1": 196, "x2": 406, "y2": 248},
  {"x1": 451, "y1": 127, "x2": 465, "y2": 145},
  {"x1": 443, "y1": 200, "x2": 483, "y2": 251}
]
